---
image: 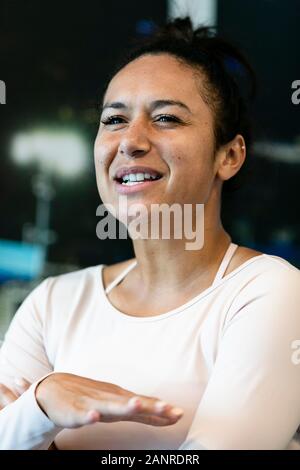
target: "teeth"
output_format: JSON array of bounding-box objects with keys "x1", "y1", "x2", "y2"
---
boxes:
[
  {"x1": 121, "y1": 172, "x2": 160, "y2": 184},
  {"x1": 122, "y1": 181, "x2": 144, "y2": 186}
]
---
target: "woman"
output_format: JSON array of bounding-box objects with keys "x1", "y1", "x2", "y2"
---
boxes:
[{"x1": 1, "y1": 17, "x2": 300, "y2": 450}]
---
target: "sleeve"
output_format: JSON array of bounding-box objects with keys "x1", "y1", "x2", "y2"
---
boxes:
[
  {"x1": 0, "y1": 378, "x2": 63, "y2": 449},
  {"x1": 0, "y1": 279, "x2": 62, "y2": 449},
  {"x1": 179, "y1": 267, "x2": 300, "y2": 450}
]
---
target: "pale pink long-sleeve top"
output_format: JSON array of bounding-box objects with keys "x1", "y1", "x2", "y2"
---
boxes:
[{"x1": 0, "y1": 246, "x2": 300, "y2": 449}]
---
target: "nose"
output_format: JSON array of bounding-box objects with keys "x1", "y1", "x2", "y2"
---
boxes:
[{"x1": 118, "y1": 121, "x2": 151, "y2": 158}]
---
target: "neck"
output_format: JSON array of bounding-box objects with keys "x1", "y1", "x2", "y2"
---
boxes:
[
  {"x1": 132, "y1": 227, "x2": 231, "y2": 291},
  {"x1": 130, "y1": 190, "x2": 231, "y2": 293}
]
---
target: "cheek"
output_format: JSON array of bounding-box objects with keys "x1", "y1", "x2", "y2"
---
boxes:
[
  {"x1": 94, "y1": 137, "x2": 106, "y2": 164},
  {"x1": 167, "y1": 140, "x2": 215, "y2": 200},
  {"x1": 94, "y1": 135, "x2": 119, "y2": 203},
  {"x1": 93, "y1": 141, "x2": 108, "y2": 196},
  {"x1": 94, "y1": 135, "x2": 115, "y2": 174}
]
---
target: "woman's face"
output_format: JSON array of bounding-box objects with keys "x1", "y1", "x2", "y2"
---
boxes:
[{"x1": 94, "y1": 53, "x2": 218, "y2": 222}]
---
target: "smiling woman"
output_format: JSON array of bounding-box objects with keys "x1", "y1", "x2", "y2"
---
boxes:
[{"x1": 0, "y1": 16, "x2": 300, "y2": 450}]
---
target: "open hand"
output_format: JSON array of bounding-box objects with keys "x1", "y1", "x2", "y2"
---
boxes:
[
  {"x1": 36, "y1": 372, "x2": 184, "y2": 429},
  {"x1": 0, "y1": 378, "x2": 30, "y2": 410}
]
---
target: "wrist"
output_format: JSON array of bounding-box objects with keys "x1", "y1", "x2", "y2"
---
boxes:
[{"x1": 34, "y1": 372, "x2": 56, "y2": 418}]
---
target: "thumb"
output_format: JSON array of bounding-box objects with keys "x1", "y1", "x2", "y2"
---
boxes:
[
  {"x1": 63, "y1": 408, "x2": 101, "y2": 429},
  {"x1": 14, "y1": 377, "x2": 31, "y2": 393},
  {"x1": 84, "y1": 409, "x2": 102, "y2": 425}
]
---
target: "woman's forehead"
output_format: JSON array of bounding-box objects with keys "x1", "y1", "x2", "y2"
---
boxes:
[{"x1": 104, "y1": 54, "x2": 207, "y2": 112}]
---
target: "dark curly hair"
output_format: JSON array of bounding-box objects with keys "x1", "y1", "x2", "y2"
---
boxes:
[{"x1": 102, "y1": 17, "x2": 257, "y2": 193}]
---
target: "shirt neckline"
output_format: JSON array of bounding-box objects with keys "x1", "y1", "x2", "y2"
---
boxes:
[
  {"x1": 105, "y1": 242, "x2": 239, "y2": 295},
  {"x1": 99, "y1": 254, "x2": 266, "y2": 323}
]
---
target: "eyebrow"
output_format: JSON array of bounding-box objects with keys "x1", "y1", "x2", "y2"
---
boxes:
[{"x1": 100, "y1": 99, "x2": 192, "y2": 115}]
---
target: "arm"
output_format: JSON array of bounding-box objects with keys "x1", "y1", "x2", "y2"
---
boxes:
[
  {"x1": 0, "y1": 279, "x2": 62, "y2": 449},
  {"x1": 179, "y1": 266, "x2": 300, "y2": 450},
  {"x1": 0, "y1": 278, "x2": 183, "y2": 449},
  {"x1": 0, "y1": 379, "x2": 58, "y2": 450},
  {"x1": 0, "y1": 378, "x2": 62, "y2": 449}
]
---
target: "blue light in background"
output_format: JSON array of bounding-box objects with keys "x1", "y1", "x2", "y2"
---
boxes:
[
  {"x1": 223, "y1": 56, "x2": 246, "y2": 76},
  {"x1": 135, "y1": 19, "x2": 157, "y2": 36},
  {"x1": 0, "y1": 239, "x2": 45, "y2": 282}
]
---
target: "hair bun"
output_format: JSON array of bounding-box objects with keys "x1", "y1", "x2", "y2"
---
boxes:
[{"x1": 161, "y1": 17, "x2": 195, "y2": 42}]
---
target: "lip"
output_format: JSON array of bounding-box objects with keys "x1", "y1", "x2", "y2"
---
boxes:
[
  {"x1": 113, "y1": 165, "x2": 163, "y2": 181},
  {"x1": 114, "y1": 177, "x2": 163, "y2": 195}
]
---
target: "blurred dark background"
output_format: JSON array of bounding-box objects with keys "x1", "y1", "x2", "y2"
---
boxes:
[
  {"x1": 0, "y1": 0, "x2": 167, "y2": 269},
  {"x1": 0, "y1": 0, "x2": 299, "y2": 335}
]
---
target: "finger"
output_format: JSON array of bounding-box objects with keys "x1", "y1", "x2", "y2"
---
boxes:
[
  {"x1": 83, "y1": 396, "x2": 183, "y2": 424},
  {"x1": 98, "y1": 398, "x2": 135, "y2": 419},
  {"x1": 82, "y1": 405, "x2": 179, "y2": 427},
  {"x1": 84, "y1": 396, "x2": 143, "y2": 423},
  {"x1": 127, "y1": 396, "x2": 184, "y2": 420},
  {"x1": 0, "y1": 383, "x2": 18, "y2": 407},
  {"x1": 14, "y1": 377, "x2": 30, "y2": 392},
  {"x1": 126, "y1": 413, "x2": 181, "y2": 427},
  {"x1": 81, "y1": 409, "x2": 102, "y2": 426},
  {"x1": 55, "y1": 406, "x2": 102, "y2": 429}
]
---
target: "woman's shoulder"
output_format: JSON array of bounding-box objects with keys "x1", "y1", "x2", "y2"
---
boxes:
[
  {"x1": 224, "y1": 247, "x2": 300, "y2": 327},
  {"x1": 231, "y1": 245, "x2": 300, "y2": 277},
  {"x1": 225, "y1": 245, "x2": 263, "y2": 277},
  {"x1": 228, "y1": 245, "x2": 300, "y2": 303},
  {"x1": 27, "y1": 259, "x2": 136, "y2": 297},
  {"x1": 33, "y1": 264, "x2": 107, "y2": 299}
]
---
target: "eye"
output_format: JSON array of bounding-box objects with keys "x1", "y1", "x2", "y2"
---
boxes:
[
  {"x1": 155, "y1": 114, "x2": 181, "y2": 123},
  {"x1": 101, "y1": 116, "x2": 126, "y2": 125}
]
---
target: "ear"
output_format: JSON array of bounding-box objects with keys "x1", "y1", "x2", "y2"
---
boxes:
[{"x1": 215, "y1": 134, "x2": 246, "y2": 182}]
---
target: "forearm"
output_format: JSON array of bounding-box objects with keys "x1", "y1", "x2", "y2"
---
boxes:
[{"x1": 0, "y1": 381, "x2": 62, "y2": 450}]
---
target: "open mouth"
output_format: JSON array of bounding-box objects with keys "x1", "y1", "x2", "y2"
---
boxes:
[{"x1": 115, "y1": 173, "x2": 163, "y2": 186}]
